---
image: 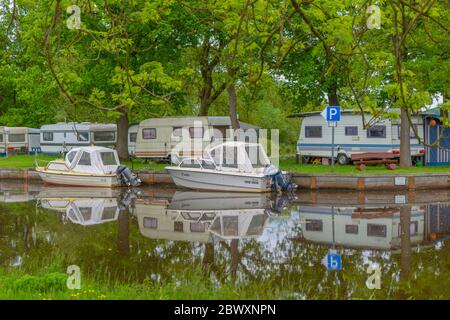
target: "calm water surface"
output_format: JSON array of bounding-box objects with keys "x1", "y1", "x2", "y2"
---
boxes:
[{"x1": 0, "y1": 181, "x2": 449, "y2": 299}]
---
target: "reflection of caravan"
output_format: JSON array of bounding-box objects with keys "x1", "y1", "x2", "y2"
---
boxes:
[
  {"x1": 40, "y1": 197, "x2": 120, "y2": 226},
  {"x1": 135, "y1": 116, "x2": 258, "y2": 160},
  {"x1": 290, "y1": 110, "x2": 425, "y2": 165},
  {"x1": 40, "y1": 122, "x2": 117, "y2": 154},
  {"x1": 297, "y1": 206, "x2": 426, "y2": 249},
  {"x1": 135, "y1": 199, "x2": 212, "y2": 243},
  {"x1": 135, "y1": 191, "x2": 274, "y2": 243},
  {"x1": 0, "y1": 191, "x2": 38, "y2": 203},
  {"x1": 0, "y1": 126, "x2": 41, "y2": 155}
]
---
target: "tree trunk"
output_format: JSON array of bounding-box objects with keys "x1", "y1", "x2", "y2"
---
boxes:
[
  {"x1": 400, "y1": 205, "x2": 411, "y2": 281},
  {"x1": 198, "y1": 72, "x2": 212, "y2": 116},
  {"x1": 228, "y1": 83, "x2": 240, "y2": 130},
  {"x1": 327, "y1": 81, "x2": 339, "y2": 106},
  {"x1": 116, "y1": 111, "x2": 129, "y2": 160},
  {"x1": 399, "y1": 108, "x2": 412, "y2": 167}
]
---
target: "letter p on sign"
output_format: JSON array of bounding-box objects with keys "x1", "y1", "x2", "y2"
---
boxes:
[{"x1": 326, "y1": 106, "x2": 340, "y2": 122}]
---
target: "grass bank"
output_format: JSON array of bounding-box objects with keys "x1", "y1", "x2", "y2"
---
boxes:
[
  {"x1": 0, "y1": 154, "x2": 449, "y2": 175},
  {"x1": 0, "y1": 269, "x2": 299, "y2": 300}
]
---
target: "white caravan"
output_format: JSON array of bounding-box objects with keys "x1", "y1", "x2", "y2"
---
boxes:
[
  {"x1": 135, "y1": 116, "x2": 259, "y2": 160},
  {"x1": 127, "y1": 123, "x2": 139, "y2": 156},
  {"x1": 40, "y1": 122, "x2": 117, "y2": 154},
  {"x1": 0, "y1": 126, "x2": 41, "y2": 155},
  {"x1": 291, "y1": 110, "x2": 425, "y2": 164}
]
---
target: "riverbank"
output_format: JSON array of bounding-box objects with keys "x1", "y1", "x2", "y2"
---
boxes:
[
  {"x1": 1, "y1": 155, "x2": 449, "y2": 190},
  {"x1": 1, "y1": 155, "x2": 450, "y2": 174}
]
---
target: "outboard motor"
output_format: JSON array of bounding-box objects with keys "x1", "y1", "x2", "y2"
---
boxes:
[
  {"x1": 263, "y1": 164, "x2": 297, "y2": 192},
  {"x1": 116, "y1": 165, "x2": 141, "y2": 187}
]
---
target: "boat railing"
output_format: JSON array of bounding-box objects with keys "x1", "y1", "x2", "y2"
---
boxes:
[{"x1": 34, "y1": 158, "x2": 52, "y2": 168}]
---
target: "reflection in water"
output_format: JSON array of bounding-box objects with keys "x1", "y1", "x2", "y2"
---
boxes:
[
  {"x1": 134, "y1": 192, "x2": 280, "y2": 243},
  {"x1": 0, "y1": 181, "x2": 449, "y2": 299}
]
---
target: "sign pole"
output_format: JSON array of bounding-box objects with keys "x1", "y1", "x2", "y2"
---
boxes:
[
  {"x1": 322, "y1": 105, "x2": 340, "y2": 174},
  {"x1": 331, "y1": 124, "x2": 335, "y2": 173}
]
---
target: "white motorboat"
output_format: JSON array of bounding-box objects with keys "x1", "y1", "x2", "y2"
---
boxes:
[
  {"x1": 35, "y1": 146, "x2": 141, "y2": 188},
  {"x1": 165, "y1": 141, "x2": 296, "y2": 193}
]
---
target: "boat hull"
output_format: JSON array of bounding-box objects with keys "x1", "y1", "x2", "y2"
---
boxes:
[
  {"x1": 36, "y1": 170, "x2": 120, "y2": 187},
  {"x1": 167, "y1": 168, "x2": 272, "y2": 192}
]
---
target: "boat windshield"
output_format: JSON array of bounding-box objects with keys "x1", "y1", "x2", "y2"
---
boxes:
[{"x1": 207, "y1": 142, "x2": 270, "y2": 171}]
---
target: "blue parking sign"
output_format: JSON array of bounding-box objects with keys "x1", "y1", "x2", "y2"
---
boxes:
[{"x1": 326, "y1": 106, "x2": 340, "y2": 122}]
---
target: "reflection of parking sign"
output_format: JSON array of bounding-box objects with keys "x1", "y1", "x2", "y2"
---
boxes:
[
  {"x1": 322, "y1": 250, "x2": 342, "y2": 271},
  {"x1": 328, "y1": 254, "x2": 341, "y2": 270}
]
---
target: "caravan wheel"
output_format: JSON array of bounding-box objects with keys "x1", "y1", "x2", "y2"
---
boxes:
[{"x1": 337, "y1": 153, "x2": 349, "y2": 165}]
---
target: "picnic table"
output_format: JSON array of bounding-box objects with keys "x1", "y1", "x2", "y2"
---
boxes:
[{"x1": 351, "y1": 152, "x2": 398, "y2": 171}]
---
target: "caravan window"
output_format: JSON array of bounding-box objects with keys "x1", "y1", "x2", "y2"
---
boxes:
[
  {"x1": 8, "y1": 134, "x2": 25, "y2": 142},
  {"x1": 367, "y1": 126, "x2": 386, "y2": 138},
  {"x1": 190, "y1": 223, "x2": 206, "y2": 233},
  {"x1": 129, "y1": 132, "x2": 137, "y2": 142},
  {"x1": 93, "y1": 131, "x2": 115, "y2": 142},
  {"x1": 397, "y1": 124, "x2": 419, "y2": 139},
  {"x1": 172, "y1": 127, "x2": 182, "y2": 137},
  {"x1": 100, "y1": 152, "x2": 118, "y2": 166},
  {"x1": 305, "y1": 126, "x2": 322, "y2": 138},
  {"x1": 142, "y1": 128, "x2": 156, "y2": 139},
  {"x1": 43, "y1": 132, "x2": 53, "y2": 141},
  {"x1": 77, "y1": 132, "x2": 89, "y2": 142},
  {"x1": 345, "y1": 225, "x2": 359, "y2": 234},
  {"x1": 174, "y1": 221, "x2": 184, "y2": 232},
  {"x1": 0, "y1": 134, "x2": 3, "y2": 142},
  {"x1": 189, "y1": 127, "x2": 204, "y2": 138},
  {"x1": 143, "y1": 217, "x2": 158, "y2": 229},
  {"x1": 305, "y1": 219, "x2": 323, "y2": 231},
  {"x1": 78, "y1": 152, "x2": 91, "y2": 165},
  {"x1": 367, "y1": 224, "x2": 386, "y2": 237},
  {"x1": 345, "y1": 126, "x2": 358, "y2": 136}
]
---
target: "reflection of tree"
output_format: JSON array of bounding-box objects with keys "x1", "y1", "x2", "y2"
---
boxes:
[
  {"x1": 400, "y1": 205, "x2": 412, "y2": 281},
  {"x1": 117, "y1": 210, "x2": 129, "y2": 256}
]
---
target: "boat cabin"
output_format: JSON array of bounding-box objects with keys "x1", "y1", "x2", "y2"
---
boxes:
[{"x1": 45, "y1": 146, "x2": 120, "y2": 175}]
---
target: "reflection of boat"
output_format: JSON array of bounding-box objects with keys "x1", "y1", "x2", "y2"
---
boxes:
[
  {"x1": 35, "y1": 146, "x2": 140, "y2": 187},
  {"x1": 37, "y1": 186, "x2": 131, "y2": 226},
  {"x1": 296, "y1": 204, "x2": 450, "y2": 250},
  {"x1": 135, "y1": 191, "x2": 280, "y2": 242},
  {"x1": 166, "y1": 142, "x2": 294, "y2": 192},
  {"x1": 167, "y1": 191, "x2": 272, "y2": 210},
  {"x1": 40, "y1": 197, "x2": 120, "y2": 226}
]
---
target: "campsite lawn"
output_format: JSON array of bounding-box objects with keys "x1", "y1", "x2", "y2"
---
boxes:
[{"x1": 0, "y1": 154, "x2": 449, "y2": 175}]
